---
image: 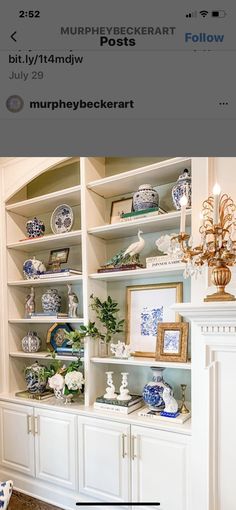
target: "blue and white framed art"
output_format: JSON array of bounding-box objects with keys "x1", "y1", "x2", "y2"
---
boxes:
[{"x1": 126, "y1": 283, "x2": 183, "y2": 357}]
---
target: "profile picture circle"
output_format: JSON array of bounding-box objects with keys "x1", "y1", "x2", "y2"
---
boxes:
[{"x1": 6, "y1": 95, "x2": 24, "y2": 113}]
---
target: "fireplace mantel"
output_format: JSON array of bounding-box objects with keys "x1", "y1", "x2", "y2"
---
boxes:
[
  {"x1": 172, "y1": 301, "x2": 236, "y2": 510},
  {"x1": 173, "y1": 301, "x2": 236, "y2": 321}
]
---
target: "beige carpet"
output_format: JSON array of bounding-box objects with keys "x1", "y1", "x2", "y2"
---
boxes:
[{"x1": 8, "y1": 490, "x2": 63, "y2": 510}]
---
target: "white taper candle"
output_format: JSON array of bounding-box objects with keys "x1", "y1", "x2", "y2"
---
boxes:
[
  {"x1": 180, "y1": 195, "x2": 188, "y2": 233},
  {"x1": 213, "y1": 183, "x2": 221, "y2": 225}
]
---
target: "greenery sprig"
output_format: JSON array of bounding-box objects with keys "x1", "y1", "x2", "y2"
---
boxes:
[{"x1": 64, "y1": 294, "x2": 125, "y2": 349}]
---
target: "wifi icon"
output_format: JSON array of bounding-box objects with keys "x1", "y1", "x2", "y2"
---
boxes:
[{"x1": 199, "y1": 10, "x2": 209, "y2": 17}]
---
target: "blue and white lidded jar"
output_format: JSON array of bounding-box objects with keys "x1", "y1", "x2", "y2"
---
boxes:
[
  {"x1": 132, "y1": 184, "x2": 159, "y2": 211},
  {"x1": 41, "y1": 288, "x2": 61, "y2": 314},
  {"x1": 21, "y1": 331, "x2": 41, "y2": 353},
  {"x1": 142, "y1": 367, "x2": 172, "y2": 411},
  {"x1": 26, "y1": 217, "x2": 45, "y2": 238},
  {"x1": 24, "y1": 361, "x2": 48, "y2": 394},
  {"x1": 23, "y1": 257, "x2": 46, "y2": 279},
  {"x1": 172, "y1": 169, "x2": 192, "y2": 210}
]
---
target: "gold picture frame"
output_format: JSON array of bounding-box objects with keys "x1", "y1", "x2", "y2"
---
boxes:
[
  {"x1": 156, "y1": 322, "x2": 189, "y2": 363},
  {"x1": 126, "y1": 282, "x2": 183, "y2": 357},
  {"x1": 48, "y1": 247, "x2": 70, "y2": 271}
]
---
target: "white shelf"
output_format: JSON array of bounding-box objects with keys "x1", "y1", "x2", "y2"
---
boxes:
[
  {"x1": 91, "y1": 357, "x2": 191, "y2": 370},
  {"x1": 88, "y1": 210, "x2": 191, "y2": 240},
  {"x1": 8, "y1": 275, "x2": 83, "y2": 286},
  {"x1": 6, "y1": 185, "x2": 81, "y2": 217},
  {"x1": 9, "y1": 318, "x2": 84, "y2": 324},
  {"x1": 7, "y1": 230, "x2": 82, "y2": 252},
  {"x1": 9, "y1": 351, "x2": 83, "y2": 362},
  {"x1": 89, "y1": 264, "x2": 185, "y2": 281},
  {"x1": 87, "y1": 157, "x2": 191, "y2": 198}
]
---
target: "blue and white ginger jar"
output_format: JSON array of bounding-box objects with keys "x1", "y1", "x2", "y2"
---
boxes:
[
  {"x1": 24, "y1": 361, "x2": 48, "y2": 394},
  {"x1": 172, "y1": 169, "x2": 192, "y2": 210},
  {"x1": 23, "y1": 257, "x2": 46, "y2": 279},
  {"x1": 21, "y1": 331, "x2": 41, "y2": 353},
  {"x1": 26, "y1": 217, "x2": 45, "y2": 238},
  {"x1": 41, "y1": 288, "x2": 61, "y2": 314},
  {"x1": 132, "y1": 184, "x2": 159, "y2": 211},
  {"x1": 143, "y1": 367, "x2": 172, "y2": 411},
  {"x1": 0, "y1": 480, "x2": 13, "y2": 509}
]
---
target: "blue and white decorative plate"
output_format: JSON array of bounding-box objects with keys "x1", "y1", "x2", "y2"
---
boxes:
[{"x1": 50, "y1": 204, "x2": 74, "y2": 234}]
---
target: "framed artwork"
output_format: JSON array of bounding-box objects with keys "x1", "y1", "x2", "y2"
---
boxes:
[
  {"x1": 110, "y1": 198, "x2": 133, "y2": 224},
  {"x1": 156, "y1": 322, "x2": 189, "y2": 363},
  {"x1": 126, "y1": 283, "x2": 183, "y2": 357},
  {"x1": 48, "y1": 248, "x2": 70, "y2": 271},
  {"x1": 46, "y1": 323, "x2": 73, "y2": 352}
]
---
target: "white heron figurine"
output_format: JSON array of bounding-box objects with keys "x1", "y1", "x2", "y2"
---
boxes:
[
  {"x1": 100, "y1": 230, "x2": 145, "y2": 270},
  {"x1": 123, "y1": 230, "x2": 145, "y2": 258}
]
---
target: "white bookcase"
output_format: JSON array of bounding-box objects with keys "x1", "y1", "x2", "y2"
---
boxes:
[
  {"x1": 0, "y1": 156, "x2": 199, "y2": 509},
  {"x1": 0, "y1": 156, "x2": 194, "y2": 404}
]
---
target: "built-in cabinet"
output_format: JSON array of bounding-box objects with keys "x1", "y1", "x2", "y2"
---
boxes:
[
  {"x1": 0, "y1": 157, "x2": 235, "y2": 509},
  {"x1": 0, "y1": 402, "x2": 35, "y2": 476},
  {"x1": 0, "y1": 402, "x2": 77, "y2": 490},
  {"x1": 78, "y1": 416, "x2": 190, "y2": 510},
  {"x1": 78, "y1": 417, "x2": 130, "y2": 502},
  {"x1": 0, "y1": 156, "x2": 207, "y2": 510}
]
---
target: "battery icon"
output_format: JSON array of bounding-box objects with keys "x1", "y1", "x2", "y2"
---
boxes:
[{"x1": 211, "y1": 10, "x2": 227, "y2": 18}]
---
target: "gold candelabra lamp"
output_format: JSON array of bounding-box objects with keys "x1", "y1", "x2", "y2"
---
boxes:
[{"x1": 170, "y1": 186, "x2": 236, "y2": 302}]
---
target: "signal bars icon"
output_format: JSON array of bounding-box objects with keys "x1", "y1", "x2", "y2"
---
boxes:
[{"x1": 186, "y1": 11, "x2": 197, "y2": 18}]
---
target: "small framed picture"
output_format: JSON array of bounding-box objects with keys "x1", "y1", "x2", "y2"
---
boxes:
[
  {"x1": 49, "y1": 248, "x2": 70, "y2": 270},
  {"x1": 110, "y1": 198, "x2": 133, "y2": 224},
  {"x1": 156, "y1": 322, "x2": 189, "y2": 363}
]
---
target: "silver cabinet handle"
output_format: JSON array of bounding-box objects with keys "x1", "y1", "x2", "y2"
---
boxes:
[
  {"x1": 27, "y1": 415, "x2": 32, "y2": 434},
  {"x1": 122, "y1": 434, "x2": 127, "y2": 458},
  {"x1": 131, "y1": 435, "x2": 137, "y2": 460},
  {"x1": 34, "y1": 416, "x2": 39, "y2": 435}
]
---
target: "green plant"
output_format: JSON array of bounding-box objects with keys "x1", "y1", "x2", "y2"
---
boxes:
[
  {"x1": 65, "y1": 294, "x2": 125, "y2": 349},
  {"x1": 90, "y1": 294, "x2": 125, "y2": 344}
]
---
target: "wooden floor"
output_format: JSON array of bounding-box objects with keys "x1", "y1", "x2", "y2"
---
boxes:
[{"x1": 9, "y1": 490, "x2": 63, "y2": 510}]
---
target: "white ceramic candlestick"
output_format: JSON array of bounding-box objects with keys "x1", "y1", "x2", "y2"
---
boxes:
[
  {"x1": 117, "y1": 372, "x2": 131, "y2": 401},
  {"x1": 179, "y1": 195, "x2": 188, "y2": 233},
  {"x1": 103, "y1": 371, "x2": 117, "y2": 400},
  {"x1": 213, "y1": 183, "x2": 221, "y2": 225}
]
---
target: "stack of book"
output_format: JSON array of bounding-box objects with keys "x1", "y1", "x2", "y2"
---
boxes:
[
  {"x1": 39, "y1": 268, "x2": 82, "y2": 279},
  {"x1": 29, "y1": 312, "x2": 69, "y2": 320},
  {"x1": 94, "y1": 394, "x2": 144, "y2": 414},
  {"x1": 138, "y1": 407, "x2": 191, "y2": 423},
  {"x1": 56, "y1": 347, "x2": 84, "y2": 356},
  {"x1": 120, "y1": 207, "x2": 166, "y2": 223},
  {"x1": 146, "y1": 254, "x2": 182, "y2": 268}
]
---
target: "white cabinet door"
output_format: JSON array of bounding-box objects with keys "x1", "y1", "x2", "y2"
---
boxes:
[
  {"x1": 131, "y1": 426, "x2": 190, "y2": 510},
  {"x1": 34, "y1": 408, "x2": 77, "y2": 490},
  {"x1": 78, "y1": 416, "x2": 130, "y2": 502},
  {"x1": 0, "y1": 402, "x2": 35, "y2": 475}
]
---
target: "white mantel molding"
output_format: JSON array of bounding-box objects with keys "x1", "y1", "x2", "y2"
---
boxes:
[{"x1": 172, "y1": 302, "x2": 236, "y2": 322}]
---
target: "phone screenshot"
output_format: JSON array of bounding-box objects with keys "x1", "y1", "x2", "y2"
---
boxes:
[{"x1": 0, "y1": 2, "x2": 235, "y2": 510}]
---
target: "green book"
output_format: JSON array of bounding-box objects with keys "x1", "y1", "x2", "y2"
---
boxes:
[{"x1": 121, "y1": 207, "x2": 159, "y2": 219}]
